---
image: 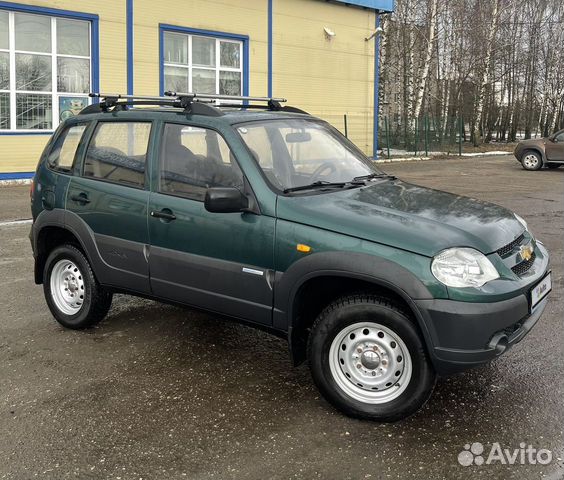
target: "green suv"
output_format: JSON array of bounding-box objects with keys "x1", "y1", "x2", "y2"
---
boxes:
[{"x1": 30, "y1": 93, "x2": 552, "y2": 421}]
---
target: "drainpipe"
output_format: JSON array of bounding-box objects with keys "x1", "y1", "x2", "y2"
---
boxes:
[{"x1": 373, "y1": 12, "x2": 381, "y2": 159}]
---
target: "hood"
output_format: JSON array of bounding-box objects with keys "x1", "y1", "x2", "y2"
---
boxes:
[{"x1": 276, "y1": 179, "x2": 524, "y2": 257}]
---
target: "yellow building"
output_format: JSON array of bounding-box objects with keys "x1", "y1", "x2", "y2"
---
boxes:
[{"x1": 0, "y1": 0, "x2": 393, "y2": 179}]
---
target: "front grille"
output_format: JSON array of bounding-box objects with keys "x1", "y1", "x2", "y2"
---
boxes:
[
  {"x1": 497, "y1": 233, "x2": 525, "y2": 257},
  {"x1": 511, "y1": 251, "x2": 536, "y2": 276}
]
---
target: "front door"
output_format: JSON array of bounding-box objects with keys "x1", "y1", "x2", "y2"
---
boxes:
[
  {"x1": 67, "y1": 120, "x2": 153, "y2": 293},
  {"x1": 148, "y1": 123, "x2": 275, "y2": 325},
  {"x1": 545, "y1": 130, "x2": 564, "y2": 161}
]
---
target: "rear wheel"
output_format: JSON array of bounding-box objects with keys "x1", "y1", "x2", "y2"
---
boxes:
[
  {"x1": 546, "y1": 163, "x2": 562, "y2": 169},
  {"x1": 308, "y1": 294, "x2": 436, "y2": 422},
  {"x1": 521, "y1": 151, "x2": 542, "y2": 170},
  {"x1": 43, "y1": 244, "x2": 112, "y2": 329}
]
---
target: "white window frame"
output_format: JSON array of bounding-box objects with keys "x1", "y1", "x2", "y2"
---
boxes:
[
  {"x1": 163, "y1": 32, "x2": 243, "y2": 96},
  {"x1": 0, "y1": 10, "x2": 92, "y2": 132}
]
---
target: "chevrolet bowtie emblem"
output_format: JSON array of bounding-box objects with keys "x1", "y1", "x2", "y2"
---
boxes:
[{"x1": 519, "y1": 244, "x2": 533, "y2": 262}]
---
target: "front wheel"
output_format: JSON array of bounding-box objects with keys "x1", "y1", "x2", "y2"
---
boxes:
[
  {"x1": 308, "y1": 295, "x2": 436, "y2": 422},
  {"x1": 43, "y1": 244, "x2": 113, "y2": 329},
  {"x1": 521, "y1": 151, "x2": 543, "y2": 170}
]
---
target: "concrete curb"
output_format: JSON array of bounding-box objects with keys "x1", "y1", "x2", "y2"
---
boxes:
[
  {"x1": 373, "y1": 151, "x2": 512, "y2": 163},
  {"x1": 0, "y1": 178, "x2": 32, "y2": 187}
]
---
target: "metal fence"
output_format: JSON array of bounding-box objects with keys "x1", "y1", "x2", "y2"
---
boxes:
[
  {"x1": 312, "y1": 112, "x2": 517, "y2": 158},
  {"x1": 378, "y1": 115, "x2": 466, "y2": 158}
]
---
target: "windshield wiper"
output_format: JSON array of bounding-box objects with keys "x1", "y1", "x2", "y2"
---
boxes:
[
  {"x1": 283, "y1": 181, "x2": 349, "y2": 194},
  {"x1": 352, "y1": 172, "x2": 397, "y2": 182}
]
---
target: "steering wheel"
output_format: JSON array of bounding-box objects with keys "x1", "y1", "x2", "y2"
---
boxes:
[{"x1": 308, "y1": 162, "x2": 337, "y2": 183}]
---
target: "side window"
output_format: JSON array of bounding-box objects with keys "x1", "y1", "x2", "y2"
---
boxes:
[
  {"x1": 556, "y1": 131, "x2": 564, "y2": 142},
  {"x1": 47, "y1": 124, "x2": 87, "y2": 171},
  {"x1": 83, "y1": 122, "x2": 151, "y2": 188},
  {"x1": 159, "y1": 123, "x2": 244, "y2": 201}
]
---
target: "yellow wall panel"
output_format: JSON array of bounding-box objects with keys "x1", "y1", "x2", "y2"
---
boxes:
[
  {"x1": 0, "y1": 136, "x2": 48, "y2": 172},
  {"x1": 1, "y1": 0, "x2": 378, "y2": 173},
  {"x1": 273, "y1": 0, "x2": 376, "y2": 154},
  {"x1": 133, "y1": 0, "x2": 269, "y2": 96}
]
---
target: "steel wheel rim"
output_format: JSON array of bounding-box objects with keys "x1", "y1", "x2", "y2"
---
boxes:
[
  {"x1": 329, "y1": 322, "x2": 413, "y2": 404},
  {"x1": 523, "y1": 154, "x2": 539, "y2": 169},
  {"x1": 50, "y1": 259, "x2": 85, "y2": 315}
]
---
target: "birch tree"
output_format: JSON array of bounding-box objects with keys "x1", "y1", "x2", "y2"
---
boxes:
[
  {"x1": 412, "y1": 0, "x2": 439, "y2": 120},
  {"x1": 471, "y1": 0, "x2": 502, "y2": 146}
]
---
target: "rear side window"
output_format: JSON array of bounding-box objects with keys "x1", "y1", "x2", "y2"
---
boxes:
[
  {"x1": 83, "y1": 122, "x2": 151, "y2": 188},
  {"x1": 47, "y1": 124, "x2": 87, "y2": 172}
]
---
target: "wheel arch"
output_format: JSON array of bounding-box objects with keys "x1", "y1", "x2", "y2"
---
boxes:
[
  {"x1": 273, "y1": 252, "x2": 438, "y2": 366},
  {"x1": 34, "y1": 224, "x2": 89, "y2": 284},
  {"x1": 32, "y1": 209, "x2": 97, "y2": 285},
  {"x1": 521, "y1": 147, "x2": 546, "y2": 165}
]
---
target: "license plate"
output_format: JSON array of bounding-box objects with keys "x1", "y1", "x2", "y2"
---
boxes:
[{"x1": 531, "y1": 272, "x2": 552, "y2": 311}]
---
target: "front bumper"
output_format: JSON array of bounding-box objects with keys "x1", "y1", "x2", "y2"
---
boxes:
[
  {"x1": 415, "y1": 240, "x2": 551, "y2": 375},
  {"x1": 416, "y1": 292, "x2": 549, "y2": 375}
]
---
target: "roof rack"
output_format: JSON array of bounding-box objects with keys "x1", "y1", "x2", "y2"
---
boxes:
[{"x1": 79, "y1": 92, "x2": 308, "y2": 116}]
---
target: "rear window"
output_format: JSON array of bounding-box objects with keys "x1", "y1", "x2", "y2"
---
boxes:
[
  {"x1": 83, "y1": 122, "x2": 151, "y2": 188},
  {"x1": 47, "y1": 124, "x2": 87, "y2": 172}
]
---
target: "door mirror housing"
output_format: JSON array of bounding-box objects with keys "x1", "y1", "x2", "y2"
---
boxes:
[{"x1": 204, "y1": 187, "x2": 249, "y2": 213}]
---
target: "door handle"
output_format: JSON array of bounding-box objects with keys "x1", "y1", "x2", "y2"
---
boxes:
[
  {"x1": 150, "y1": 209, "x2": 176, "y2": 221},
  {"x1": 70, "y1": 193, "x2": 90, "y2": 204}
]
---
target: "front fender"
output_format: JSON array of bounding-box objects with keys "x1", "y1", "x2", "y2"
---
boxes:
[{"x1": 272, "y1": 251, "x2": 441, "y2": 365}]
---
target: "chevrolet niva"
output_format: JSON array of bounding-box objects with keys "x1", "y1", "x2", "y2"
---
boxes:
[{"x1": 30, "y1": 93, "x2": 552, "y2": 421}]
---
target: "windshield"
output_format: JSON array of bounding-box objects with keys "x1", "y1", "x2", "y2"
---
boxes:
[{"x1": 236, "y1": 119, "x2": 382, "y2": 192}]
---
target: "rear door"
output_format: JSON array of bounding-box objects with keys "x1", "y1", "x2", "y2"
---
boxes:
[
  {"x1": 147, "y1": 122, "x2": 275, "y2": 325},
  {"x1": 545, "y1": 130, "x2": 564, "y2": 161},
  {"x1": 66, "y1": 120, "x2": 153, "y2": 293}
]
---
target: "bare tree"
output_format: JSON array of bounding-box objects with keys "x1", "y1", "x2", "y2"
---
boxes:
[{"x1": 379, "y1": 0, "x2": 564, "y2": 150}]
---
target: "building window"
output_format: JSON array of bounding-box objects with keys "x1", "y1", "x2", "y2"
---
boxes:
[
  {"x1": 0, "y1": 9, "x2": 92, "y2": 132},
  {"x1": 162, "y1": 28, "x2": 245, "y2": 96}
]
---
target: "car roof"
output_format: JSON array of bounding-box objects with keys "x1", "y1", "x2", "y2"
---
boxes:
[{"x1": 71, "y1": 107, "x2": 312, "y2": 127}]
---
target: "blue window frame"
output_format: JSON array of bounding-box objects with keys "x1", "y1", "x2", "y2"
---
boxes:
[
  {"x1": 0, "y1": 1, "x2": 99, "y2": 135},
  {"x1": 159, "y1": 24, "x2": 249, "y2": 97}
]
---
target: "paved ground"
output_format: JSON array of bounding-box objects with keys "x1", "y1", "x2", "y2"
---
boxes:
[{"x1": 0, "y1": 155, "x2": 562, "y2": 480}]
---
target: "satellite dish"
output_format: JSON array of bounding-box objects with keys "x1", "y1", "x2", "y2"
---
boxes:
[{"x1": 324, "y1": 27, "x2": 336, "y2": 38}]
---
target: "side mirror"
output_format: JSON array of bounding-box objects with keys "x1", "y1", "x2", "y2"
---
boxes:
[
  {"x1": 548, "y1": 134, "x2": 557, "y2": 142},
  {"x1": 204, "y1": 187, "x2": 248, "y2": 213}
]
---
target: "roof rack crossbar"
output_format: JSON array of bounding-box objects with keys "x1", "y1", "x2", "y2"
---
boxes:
[
  {"x1": 164, "y1": 91, "x2": 287, "y2": 103},
  {"x1": 82, "y1": 91, "x2": 304, "y2": 116}
]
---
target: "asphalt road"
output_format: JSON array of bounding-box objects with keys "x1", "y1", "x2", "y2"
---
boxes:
[{"x1": 0, "y1": 155, "x2": 562, "y2": 480}]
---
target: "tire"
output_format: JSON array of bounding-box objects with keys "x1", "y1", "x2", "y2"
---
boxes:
[
  {"x1": 308, "y1": 294, "x2": 436, "y2": 422},
  {"x1": 521, "y1": 150, "x2": 543, "y2": 170},
  {"x1": 546, "y1": 163, "x2": 562, "y2": 169},
  {"x1": 43, "y1": 244, "x2": 112, "y2": 329}
]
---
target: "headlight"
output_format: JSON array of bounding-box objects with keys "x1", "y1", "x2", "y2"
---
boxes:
[{"x1": 431, "y1": 248, "x2": 499, "y2": 288}]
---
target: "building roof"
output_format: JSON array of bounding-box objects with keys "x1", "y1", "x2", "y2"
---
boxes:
[{"x1": 331, "y1": 0, "x2": 395, "y2": 12}]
